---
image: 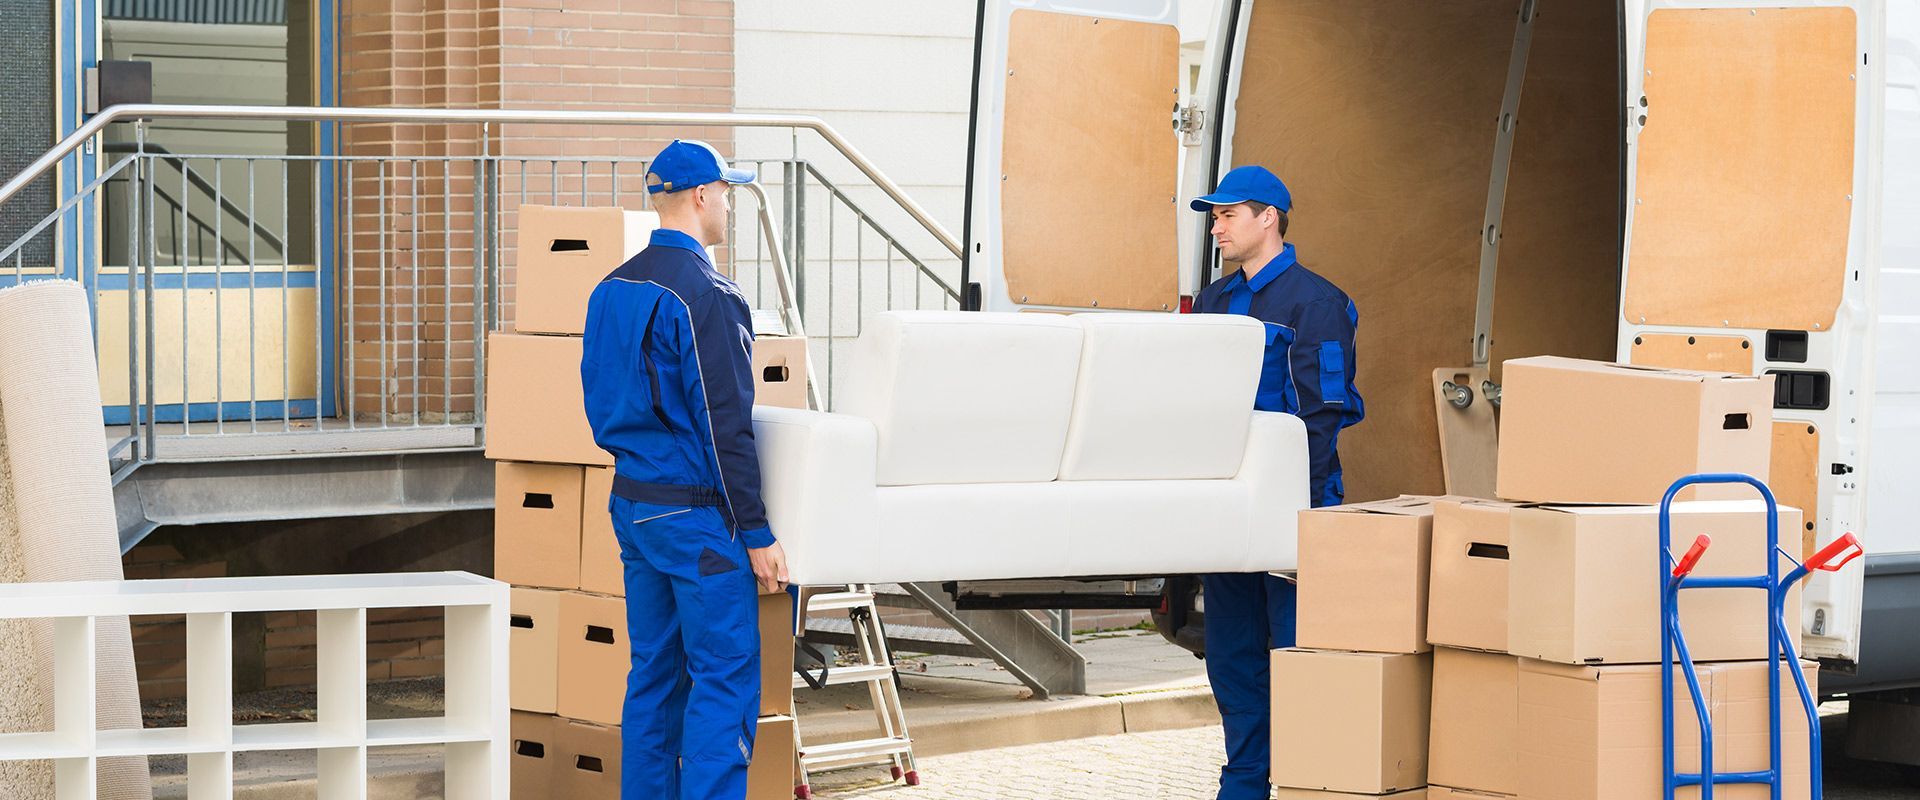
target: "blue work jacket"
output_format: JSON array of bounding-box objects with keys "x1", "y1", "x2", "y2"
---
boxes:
[
  {"x1": 580, "y1": 228, "x2": 774, "y2": 548},
  {"x1": 1194, "y1": 243, "x2": 1365, "y2": 507}
]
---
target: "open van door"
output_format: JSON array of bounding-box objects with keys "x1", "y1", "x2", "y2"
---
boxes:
[
  {"x1": 962, "y1": 0, "x2": 1193, "y2": 313},
  {"x1": 1616, "y1": 1, "x2": 1883, "y2": 666}
]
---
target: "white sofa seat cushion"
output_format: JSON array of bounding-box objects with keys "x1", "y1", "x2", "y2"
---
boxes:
[
  {"x1": 836, "y1": 311, "x2": 1083, "y2": 486},
  {"x1": 1059, "y1": 313, "x2": 1264, "y2": 480},
  {"x1": 753, "y1": 405, "x2": 1311, "y2": 585},
  {"x1": 872, "y1": 484, "x2": 1074, "y2": 584}
]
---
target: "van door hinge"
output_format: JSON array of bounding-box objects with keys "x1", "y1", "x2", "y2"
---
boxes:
[{"x1": 1172, "y1": 101, "x2": 1205, "y2": 147}]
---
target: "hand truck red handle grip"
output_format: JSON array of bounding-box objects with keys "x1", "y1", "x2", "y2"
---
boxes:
[
  {"x1": 1673, "y1": 534, "x2": 1712, "y2": 578},
  {"x1": 1806, "y1": 532, "x2": 1863, "y2": 573}
]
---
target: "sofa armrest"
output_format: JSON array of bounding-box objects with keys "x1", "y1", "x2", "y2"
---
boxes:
[
  {"x1": 752, "y1": 406, "x2": 880, "y2": 585},
  {"x1": 1235, "y1": 410, "x2": 1312, "y2": 572}
]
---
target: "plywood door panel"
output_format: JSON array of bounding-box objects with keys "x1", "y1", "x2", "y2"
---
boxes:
[
  {"x1": 1628, "y1": 333, "x2": 1755, "y2": 375},
  {"x1": 95, "y1": 286, "x2": 321, "y2": 406},
  {"x1": 1487, "y1": 0, "x2": 1622, "y2": 381},
  {"x1": 1000, "y1": 10, "x2": 1179, "y2": 311},
  {"x1": 1623, "y1": 7, "x2": 1858, "y2": 331},
  {"x1": 1229, "y1": 0, "x2": 1520, "y2": 501},
  {"x1": 1771, "y1": 421, "x2": 1821, "y2": 560}
]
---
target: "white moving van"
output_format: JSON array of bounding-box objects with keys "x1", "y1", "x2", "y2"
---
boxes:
[{"x1": 956, "y1": 0, "x2": 1920, "y2": 709}]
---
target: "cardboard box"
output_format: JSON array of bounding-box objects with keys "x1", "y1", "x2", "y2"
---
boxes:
[
  {"x1": 557, "y1": 592, "x2": 629, "y2": 726},
  {"x1": 485, "y1": 332, "x2": 614, "y2": 466},
  {"x1": 553, "y1": 717, "x2": 622, "y2": 798},
  {"x1": 752, "y1": 335, "x2": 810, "y2": 409},
  {"x1": 1495, "y1": 357, "x2": 1773, "y2": 505},
  {"x1": 1517, "y1": 659, "x2": 1815, "y2": 800},
  {"x1": 1271, "y1": 649, "x2": 1431, "y2": 794},
  {"x1": 515, "y1": 205, "x2": 656, "y2": 335},
  {"x1": 1274, "y1": 789, "x2": 1425, "y2": 799},
  {"x1": 511, "y1": 711, "x2": 558, "y2": 800},
  {"x1": 511, "y1": 587, "x2": 564, "y2": 714},
  {"x1": 1428, "y1": 648, "x2": 1518, "y2": 795},
  {"x1": 495, "y1": 462, "x2": 586, "y2": 590},
  {"x1": 1508, "y1": 501, "x2": 1801, "y2": 665},
  {"x1": 760, "y1": 591, "x2": 795, "y2": 717},
  {"x1": 1297, "y1": 496, "x2": 1437, "y2": 654},
  {"x1": 1426, "y1": 788, "x2": 1511, "y2": 800},
  {"x1": 749, "y1": 715, "x2": 796, "y2": 800},
  {"x1": 578, "y1": 467, "x2": 622, "y2": 596},
  {"x1": 1427, "y1": 499, "x2": 1523, "y2": 653}
]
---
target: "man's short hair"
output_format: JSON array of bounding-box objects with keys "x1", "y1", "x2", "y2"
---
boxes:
[{"x1": 1243, "y1": 200, "x2": 1289, "y2": 238}]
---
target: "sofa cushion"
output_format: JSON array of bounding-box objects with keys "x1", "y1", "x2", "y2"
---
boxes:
[
  {"x1": 870, "y1": 484, "x2": 1075, "y2": 584},
  {"x1": 1057, "y1": 313, "x2": 1263, "y2": 481},
  {"x1": 837, "y1": 311, "x2": 1084, "y2": 486}
]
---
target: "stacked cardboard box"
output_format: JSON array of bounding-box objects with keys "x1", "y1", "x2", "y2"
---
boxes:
[
  {"x1": 1412, "y1": 356, "x2": 1813, "y2": 800},
  {"x1": 491, "y1": 205, "x2": 807, "y2": 799},
  {"x1": 1275, "y1": 495, "x2": 1443, "y2": 797}
]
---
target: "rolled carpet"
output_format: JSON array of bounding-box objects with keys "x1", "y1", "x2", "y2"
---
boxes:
[
  {"x1": 0, "y1": 407, "x2": 53, "y2": 799},
  {"x1": 0, "y1": 280, "x2": 150, "y2": 799}
]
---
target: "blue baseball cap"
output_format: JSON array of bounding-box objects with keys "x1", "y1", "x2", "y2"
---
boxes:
[
  {"x1": 646, "y1": 139, "x2": 755, "y2": 194},
  {"x1": 1190, "y1": 165, "x2": 1292, "y2": 213}
]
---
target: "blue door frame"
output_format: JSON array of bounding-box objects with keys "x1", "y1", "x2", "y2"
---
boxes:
[{"x1": 58, "y1": 0, "x2": 341, "y2": 426}]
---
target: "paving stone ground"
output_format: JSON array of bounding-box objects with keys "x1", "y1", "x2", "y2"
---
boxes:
[
  {"x1": 809, "y1": 725, "x2": 1228, "y2": 799},
  {"x1": 807, "y1": 717, "x2": 1920, "y2": 800}
]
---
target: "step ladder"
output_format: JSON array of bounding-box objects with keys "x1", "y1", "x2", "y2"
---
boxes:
[{"x1": 791, "y1": 585, "x2": 919, "y2": 798}]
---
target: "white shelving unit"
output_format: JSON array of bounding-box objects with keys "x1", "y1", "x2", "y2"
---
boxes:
[{"x1": 0, "y1": 571, "x2": 510, "y2": 800}]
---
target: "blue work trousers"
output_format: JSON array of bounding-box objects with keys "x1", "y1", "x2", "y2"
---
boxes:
[
  {"x1": 1201, "y1": 572, "x2": 1298, "y2": 800},
  {"x1": 612, "y1": 496, "x2": 762, "y2": 800}
]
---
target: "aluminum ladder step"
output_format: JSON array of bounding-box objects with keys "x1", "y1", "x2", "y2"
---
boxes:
[{"x1": 802, "y1": 615, "x2": 979, "y2": 658}]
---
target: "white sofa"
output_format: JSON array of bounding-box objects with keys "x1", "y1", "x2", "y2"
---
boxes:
[{"x1": 752, "y1": 310, "x2": 1310, "y2": 586}]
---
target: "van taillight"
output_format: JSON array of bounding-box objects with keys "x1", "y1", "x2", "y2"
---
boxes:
[{"x1": 1178, "y1": 295, "x2": 1194, "y2": 314}]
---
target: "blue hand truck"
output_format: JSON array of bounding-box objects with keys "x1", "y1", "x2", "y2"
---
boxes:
[{"x1": 1659, "y1": 472, "x2": 1864, "y2": 800}]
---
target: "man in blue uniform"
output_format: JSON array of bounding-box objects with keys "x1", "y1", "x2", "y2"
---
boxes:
[
  {"x1": 1190, "y1": 165, "x2": 1364, "y2": 800},
  {"x1": 580, "y1": 139, "x2": 789, "y2": 800}
]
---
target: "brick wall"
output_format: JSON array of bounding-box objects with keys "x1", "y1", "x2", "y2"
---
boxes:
[{"x1": 336, "y1": 0, "x2": 736, "y2": 423}]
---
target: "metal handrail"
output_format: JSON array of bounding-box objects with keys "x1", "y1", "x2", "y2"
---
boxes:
[
  {"x1": 797, "y1": 161, "x2": 959, "y2": 300},
  {"x1": 0, "y1": 104, "x2": 964, "y2": 260}
]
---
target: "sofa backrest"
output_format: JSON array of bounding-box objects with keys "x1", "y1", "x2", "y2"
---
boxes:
[
  {"x1": 1057, "y1": 313, "x2": 1263, "y2": 480},
  {"x1": 837, "y1": 311, "x2": 1084, "y2": 486}
]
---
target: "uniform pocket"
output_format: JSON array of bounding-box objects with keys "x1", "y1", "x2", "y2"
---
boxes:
[{"x1": 1318, "y1": 340, "x2": 1348, "y2": 405}]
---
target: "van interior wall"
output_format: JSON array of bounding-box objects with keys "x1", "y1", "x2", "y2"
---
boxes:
[{"x1": 1228, "y1": 0, "x2": 1621, "y2": 502}]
